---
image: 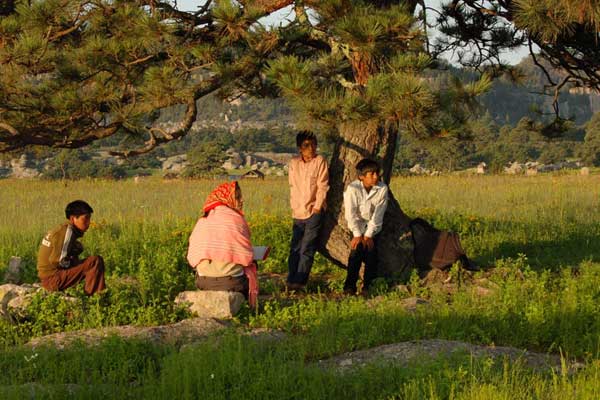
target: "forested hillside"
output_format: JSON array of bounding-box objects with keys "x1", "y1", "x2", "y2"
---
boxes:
[{"x1": 2, "y1": 57, "x2": 598, "y2": 178}]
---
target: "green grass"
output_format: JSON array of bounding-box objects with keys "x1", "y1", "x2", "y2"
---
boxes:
[{"x1": 0, "y1": 174, "x2": 599, "y2": 398}]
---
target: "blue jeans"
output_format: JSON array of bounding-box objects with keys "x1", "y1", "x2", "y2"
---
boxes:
[
  {"x1": 344, "y1": 238, "x2": 378, "y2": 292},
  {"x1": 287, "y1": 212, "x2": 322, "y2": 285}
]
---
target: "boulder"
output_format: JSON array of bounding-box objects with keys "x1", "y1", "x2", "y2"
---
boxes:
[
  {"x1": 476, "y1": 162, "x2": 487, "y2": 174},
  {"x1": 581, "y1": 167, "x2": 590, "y2": 176},
  {"x1": 409, "y1": 164, "x2": 429, "y2": 175},
  {"x1": 4, "y1": 256, "x2": 22, "y2": 284},
  {"x1": 504, "y1": 162, "x2": 524, "y2": 175},
  {"x1": 0, "y1": 283, "x2": 40, "y2": 318},
  {"x1": 525, "y1": 167, "x2": 538, "y2": 176},
  {"x1": 175, "y1": 291, "x2": 245, "y2": 318},
  {"x1": 161, "y1": 154, "x2": 188, "y2": 173},
  {"x1": 399, "y1": 297, "x2": 430, "y2": 312},
  {"x1": 222, "y1": 161, "x2": 238, "y2": 170}
]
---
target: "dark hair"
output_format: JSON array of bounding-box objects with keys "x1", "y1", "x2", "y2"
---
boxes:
[
  {"x1": 65, "y1": 200, "x2": 94, "y2": 219},
  {"x1": 356, "y1": 158, "x2": 380, "y2": 176},
  {"x1": 296, "y1": 130, "x2": 317, "y2": 148}
]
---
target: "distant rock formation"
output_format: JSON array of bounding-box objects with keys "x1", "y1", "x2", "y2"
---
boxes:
[
  {"x1": 1, "y1": 154, "x2": 42, "y2": 178},
  {"x1": 160, "y1": 154, "x2": 188, "y2": 175},
  {"x1": 504, "y1": 160, "x2": 583, "y2": 175},
  {"x1": 220, "y1": 150, "x2": 291, "y2": 176}
]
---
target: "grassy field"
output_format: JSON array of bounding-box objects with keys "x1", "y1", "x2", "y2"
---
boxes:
[{"x1": 0, "y1": 174, "x2": 599, "y2": 399}]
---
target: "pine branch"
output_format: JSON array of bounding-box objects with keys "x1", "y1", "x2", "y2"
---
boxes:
[{"x1": 109, "y1": 76, "x2": 222, "y2": 157}]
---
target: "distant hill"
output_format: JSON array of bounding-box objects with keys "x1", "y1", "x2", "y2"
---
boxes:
[{"x1": 3, "y1": 57, "x2": 599, "y2": 178}]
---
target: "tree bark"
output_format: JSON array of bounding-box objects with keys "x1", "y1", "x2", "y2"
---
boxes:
[{"x1": 319, "y1": 119, "x2": 415, "y2": 281}]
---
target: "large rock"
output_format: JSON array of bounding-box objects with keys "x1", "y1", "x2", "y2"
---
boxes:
[
  {"x1": 0, "y1": 283, "x2": 40, "y2": 318},
  {"x1": 9, "y1": 154, "x2": 41, "y2": 178},
  {"x1": 399, "y1": 297, "x2": 430, "y2": 312},
  {"x1": 525, "y1": 167, "x2": 538, "y2": 176},
  {"x1": 161, "y1": 154, "x2": 188, "y2": 173},
  {"x1": 3, "y1": 256, "x2": 22, "y2": 284},
  {"x1": 581, "y1": 167, "x2": 590, "y2": 176},
  {"x1": 476, "y1": 162, "x2": 487, "y2": 174},
  {"x1": 175, "y1": 291, "x2": 245, "y2": 318},
  {"x1": 222, "y1": 161, "x2": 238, "y2": 170},
  {"x1": 409, "y1": 164, "x2": 430, "y2": 175},
  {"x1": 504, "y1": 162, "x2": 524, "y2": 174}
]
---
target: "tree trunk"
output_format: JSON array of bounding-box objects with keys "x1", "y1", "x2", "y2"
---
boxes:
[{"x1": 318, "y1": 119, "x2": 415, "y2": 281}]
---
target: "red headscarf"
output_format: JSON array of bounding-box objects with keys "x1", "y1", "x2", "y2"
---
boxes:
[{"x1": 202, "y1": 181, "x2": 242, "y2": 215}]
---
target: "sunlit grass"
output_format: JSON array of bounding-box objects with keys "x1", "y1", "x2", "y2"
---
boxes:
[{"x1": 0, "y1": 174, "x2": 599, "y2": 398}]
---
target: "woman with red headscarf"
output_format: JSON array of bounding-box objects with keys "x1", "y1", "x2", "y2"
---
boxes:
[{"x1": 187, "y1": 181, "x2": 259, "y2": 307}]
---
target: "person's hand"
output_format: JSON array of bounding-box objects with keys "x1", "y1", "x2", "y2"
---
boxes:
[
  {"x1": 350, "y1": 236, "x2": 363, "y2": 250},
  {"x1": 313, "y1": 208, "x2": 321, "y2": 215},
  {"x1": 363, "y1": 236, "x2": 375, "y2": 251}
]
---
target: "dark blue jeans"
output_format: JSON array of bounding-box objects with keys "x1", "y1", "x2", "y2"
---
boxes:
[
  {"x1": 287, "y1": 212, "x2": 322, "y2": 285},
  {"x1": 344, "y1": 238, "x2": 378, "y2": 292}
]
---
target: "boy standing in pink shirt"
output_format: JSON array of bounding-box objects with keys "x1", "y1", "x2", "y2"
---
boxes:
[{"x1": 287, "y1": 131, "x2": 329, "y2": 290}]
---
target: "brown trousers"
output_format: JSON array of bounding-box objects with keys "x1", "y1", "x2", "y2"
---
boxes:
[
  {"x1": 41, "y1": 256, "x2": 106, "y2": 295},
  {"x1": 195, "y1": 274, "x2": 248, "y2": 298}
]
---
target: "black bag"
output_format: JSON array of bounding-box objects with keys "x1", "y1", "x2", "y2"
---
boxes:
[{"x1": 409, "y1": 218, "x2": 472, "y2": 270}]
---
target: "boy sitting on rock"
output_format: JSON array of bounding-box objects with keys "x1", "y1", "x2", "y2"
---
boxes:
[
  {"x1": 37, "y1": 200, "x2": 105, "y2": 295},
  {"x1": 343, "y1": 159, "x2": 389, "y2": 295}
]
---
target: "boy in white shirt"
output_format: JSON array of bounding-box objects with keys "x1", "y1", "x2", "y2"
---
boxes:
[{"x1": 343, "y1": 159, "x2": 389, "y2": 295}]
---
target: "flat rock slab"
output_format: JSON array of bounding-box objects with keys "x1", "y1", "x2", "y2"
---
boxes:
[
  {"x1": 27, "y1": 317, "x2": 230, "y2": 349},
  {"x1": 318, "y1": 339, "x2": 577, "y2": 374},
  {"x1": 0, "y1": 283, "x2": 41, "y2": 318},
  {"x1": 175, "y1": 290, "x2": 245, "y2": 318}
]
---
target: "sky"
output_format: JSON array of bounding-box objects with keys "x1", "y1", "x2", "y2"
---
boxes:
[{"x1": 175, "y1": 0, "x2": 530, "y2": 66}]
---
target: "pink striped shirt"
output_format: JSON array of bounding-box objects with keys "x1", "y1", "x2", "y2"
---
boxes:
[
  {"x1": 187, "y1": 205, "x2": 253, "y2": 269},
  {"x1": 288, "y1": 154, "x2": 329, "y2": 220}
]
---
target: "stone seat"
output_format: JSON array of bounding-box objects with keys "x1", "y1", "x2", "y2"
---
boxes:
[{"x1": 175, "y1": 290, "x2": 245, "y2": 318}]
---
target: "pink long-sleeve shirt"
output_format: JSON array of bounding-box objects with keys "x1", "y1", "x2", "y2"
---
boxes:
[{"x1": 288, "y1": 154, "x2": 329, "y2": 220}]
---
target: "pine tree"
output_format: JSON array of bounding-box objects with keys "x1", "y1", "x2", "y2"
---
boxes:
[
  {"x1": 436, "y1": 0, "x2": 600, "y2": 126},
  {"x1": 2, "y1": 0, "x2": 598, "y2": 278}
]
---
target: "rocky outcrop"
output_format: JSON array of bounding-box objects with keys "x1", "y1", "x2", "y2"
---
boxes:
[
  {"x1": 505, "y1": 160, "x2": 584, "y2": 175},
  {"x1": 409, "y1": 164, "x2": 429, "y2": 175},
  {"x1": 160, "y1": 154, "x2": 188, "y2": 175},
  {"x1": 0, "y1": 283, "x2": 42, "y2": 319},
  {"x1": 408, "y1": 164, "x2": 441, "y2": 176},
  {"x1": 221, "y1": 150, "x2": 289, "y2": 176},
  {"x1": 504, "y1": 161, "x2": 524, "y2": 175},
  {"x1": 27, "y1": 317, "x2": 230, "y2": 349},
  {"x1": 317, "y1": 339, "x2": 578, "y2": 374},
  {"x1": 0, "y1": 154, "x2": 43, "y2": 178}
]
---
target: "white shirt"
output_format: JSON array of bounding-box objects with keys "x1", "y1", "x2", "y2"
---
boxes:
[{"x1": 343, "y1": 180, "x2": 389, "y2": 238}]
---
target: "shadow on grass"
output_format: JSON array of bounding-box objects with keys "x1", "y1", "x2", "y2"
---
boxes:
[{"x1": 463, "y1": 220, "x2": 600, "y2": 270}]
